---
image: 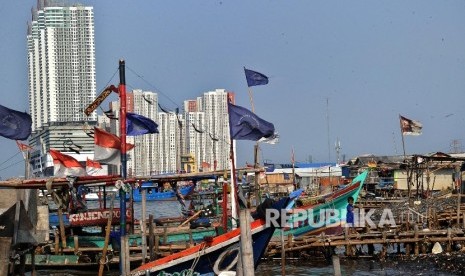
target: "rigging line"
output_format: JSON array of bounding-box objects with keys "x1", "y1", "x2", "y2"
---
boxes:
[
  {"x1": 0, "y1": 151, "x2": 22, "y2": 168},
  {"x1": 3, "y1": 68, "x2": 120, "y2": 174},
  {"x1": 0, "y1": 158, "x2": 25, "y2": 173},
  {"x1": 126, "y1": 65, "x2": 180, "y2": 108},
  {"x1": 101, "y1": 67, "x2": 119, "y2": 92}
]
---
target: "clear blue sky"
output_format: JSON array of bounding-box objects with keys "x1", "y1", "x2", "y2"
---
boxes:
[{"x1": 1, "y1": 1, "x2": 465, "y2": 179}]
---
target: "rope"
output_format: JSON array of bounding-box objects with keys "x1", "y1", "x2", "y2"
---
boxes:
[{"x1": 188, "y1": 243, "x2": 206, "y2": 276}]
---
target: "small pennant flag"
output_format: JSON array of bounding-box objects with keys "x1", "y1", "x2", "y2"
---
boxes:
[
  {"x1": 16, "y1": 141, "x2": 33, "y2": 151},
  {"x1": 244, "y1": 68, "x2": 269, "y2": 87}
]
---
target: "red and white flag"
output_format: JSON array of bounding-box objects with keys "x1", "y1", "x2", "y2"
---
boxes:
[
  {"x1": 86, "y1": 158, "x2": 102, "y2": 175},
  {"x1": 94, "y1": 127, "x2": 134, "y2": 165},
  {"x1": 16, "y1": 141, "x2": 33, "y2": 151},
  {"x1": 49, "y1": 149, "x2": 86, "y2": 177}
]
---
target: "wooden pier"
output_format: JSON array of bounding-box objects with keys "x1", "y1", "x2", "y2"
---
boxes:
[{"x1": 267, "y1": 200, "x2": 465, "y2": 260}]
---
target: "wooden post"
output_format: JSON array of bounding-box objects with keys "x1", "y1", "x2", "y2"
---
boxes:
[
  {"x1": 428, "y1": 207, "x2": 432, "y2": 229},
  {"x1": 381, "y1": 230, "x2": 387, "y2": 259},
  {"x1": 189, "y1": 229, "x2": 194, "y2": 247},
  {"x1": 463, "y1": 209, "x2": 465, "y2": 229},
  {"x1": 344, "y1": 227, "x2": 352, "y2": 256},
  {"x1": 287, "y1": 233, "x2": 293, "y2": 258},
  {"x1": 332, "y1": 255, "x2": 341, "y2": 276},
  {"x1": 73, "y1": 236, "x2": 79, "y2": 255},
  {"x1": 31, "y1": 248, "x2": 35, "y2": 276},
  {"x1": 239, "y1": 209, "x2": 254, "y2": 276},
  {"x1": 98, "y1": 194, "x2": 115, "y2": 276},
  {"x1": 281, "y1": 229, "x2": 285, "y2": 276},
  {"x1": 18, "y1": 254, "x2": 26, "y2": 275},
  {"x1": 124, "y1": 236, "x2": 130, "y2": 276},
  {"x1": 0, "y1": 237, "x2": 12, "y2": 276},
  {"x1": 141, "y1": 189, "x2": 147, "y2": 264},
  {"x1": 58, "y1": 208, "x2": 67, "y2": 249},
  {"x1": 148, "y1": 214, "x2": 154, "y2": 261},
  {"x1": 222, "y1": 182, "x2": 228, "y2": 232},
  {"x1": 433, "y1": 210, "x2": 438, "y2": 229},
  {"x1": 154, "y1": 236, "x2": 160, "y2": 260},
  {"x1": 54, "y1": 229, "x2": 59, "y2": 254},
  {"x1": 163, "y1": 226, "x2": 168, "y2": 244},
  {"x1": 414, "y1": 224, "x2": 419, "y2": 256},
  {"x1": 447, "y1": 228, "x2": 452, "y2": 252},
  {"x1": 421, "y1": 240, "x2": 427, "y2": 254}
]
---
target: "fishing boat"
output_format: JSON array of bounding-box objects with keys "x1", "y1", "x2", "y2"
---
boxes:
[
  {"x1": 129, "y1": 181, "x2": 195, "y2": 202},
  {"x1": 130, "y1": 197, "x2": 290, "y2": 276},
  {"x1": 273, "y1": 170, "x2": 368, "y2": 238}
]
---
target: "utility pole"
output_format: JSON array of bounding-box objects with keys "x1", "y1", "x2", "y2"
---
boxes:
[{"x1": 335, "y1": 138, "x2": 341, "y2": 164}]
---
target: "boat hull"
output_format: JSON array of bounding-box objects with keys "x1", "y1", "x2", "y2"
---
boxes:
[
  {"x1": 274, "y1": 170, "x2": 367, "y2": 238},
  {"x1": 131, "y1": 185, "x2": 194, "y2": 202},
  {"x1": 131, "y1": 198, "x2": 289, "y2": 276}
]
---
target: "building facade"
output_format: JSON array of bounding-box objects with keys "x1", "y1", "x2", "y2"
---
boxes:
[
  {"x1": 184, "y1": 89, "x2": 234, "y2": 171},
  {"x1": 27, "y1": 1, "x2": 97, "y2": 176},
  {"x1": 27, "y1": 1, "x2": 97, "y2": 130}
]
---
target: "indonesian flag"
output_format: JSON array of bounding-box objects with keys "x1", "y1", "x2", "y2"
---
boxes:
[
  {"x1": 49, "y1": 149, "x2": 86, "y2": 177},
  {"x1": 86, "y1": 158, "x2": 102, "y2": 175},
  {"x1": 94, "y1": 127, "x2": 134, "y2": 165}
]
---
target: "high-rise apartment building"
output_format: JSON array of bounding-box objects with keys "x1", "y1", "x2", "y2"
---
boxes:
[
  {"x1": 27, "y1": 1, "x2": 97, "y2": 176},
  {"x1": 131, "y1": 90, "x2": 159, "y2": 176},
  {"x1": 184, "y1": 89, "x2": 234, "y2": 171},
  {"x1": 27, "y1": 1, "x2": 96, "y2": 131}
]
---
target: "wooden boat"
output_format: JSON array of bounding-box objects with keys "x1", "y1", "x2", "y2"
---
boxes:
[
  {"x1": 130, "y1": 197, "x2": 290, "y2": 276},
  {"x1": 273, "y1": 170, "x2": 368, "y2": 238}
]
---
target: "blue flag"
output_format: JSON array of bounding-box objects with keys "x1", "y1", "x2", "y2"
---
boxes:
[
  {"x1": 0, "y1": 105, "x2": 32, "y2": 140},
  {"x1": 228, "y1": 102, "x2": 275, "y2": 141},
  {"x1": 126, "y1": 112, "x2": 159, "y2": 136},
  {"x1": 244, "y1": 68, "x2": 269, "y2": 87}
]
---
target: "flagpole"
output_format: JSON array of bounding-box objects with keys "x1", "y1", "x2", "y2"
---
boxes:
[
  {"x1": 247, "y1": 87, "x2": 255, "y2": 113},
  {"x1": 228, "y1": 99, "x2": 254, "y2": 276},
  {"x1": 118, "y1": 59, "x2": 128, "y2": 275},
  {"x1": 245, "y1": 68, "x2": 259, "y2": 207},
  {"x1": 228, "y1": 99, "x2": 240, "y2": 229},
  {"x1": 399, "y1": 115, "x2": 406, "y2": 157},
  {"x1": 399, "y1": 114, "x2": 411, "y2": 201}
]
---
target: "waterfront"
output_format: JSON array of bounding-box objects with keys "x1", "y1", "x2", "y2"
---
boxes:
[
  {"x1": 36, "y1": 198, "x2": 461, "y2": 275},
  {"x1": 28, "y1": 258, "x2": 458, "y2": 275}
]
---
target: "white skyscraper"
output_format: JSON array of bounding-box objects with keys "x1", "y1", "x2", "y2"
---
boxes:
[
  {"x1": 157, "y1": 112, "x2": 183, "y2": 174},
  {"x1": 184, "y1": 89, "x2": 232, "y2": 171},
  {"x1": 131, "y1": 90, "x2": 159, "y2": 176},
  {"x1": 27, "y1": 1, "x2": 97, "y2": 131},
  {"x1": 26, "y1": 1, "x2": 97, "y2": 176},
  {"x1": 185, "y1": 110, "x2": 207, "y2": 170}
]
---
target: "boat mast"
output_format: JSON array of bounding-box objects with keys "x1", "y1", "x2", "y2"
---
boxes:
[
  {"x1": 118, "y1": 60, "x2": 129, "y2": 275},
  {"x1": 119, "y1": 59, "x2": 128, "y2": 234}
]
